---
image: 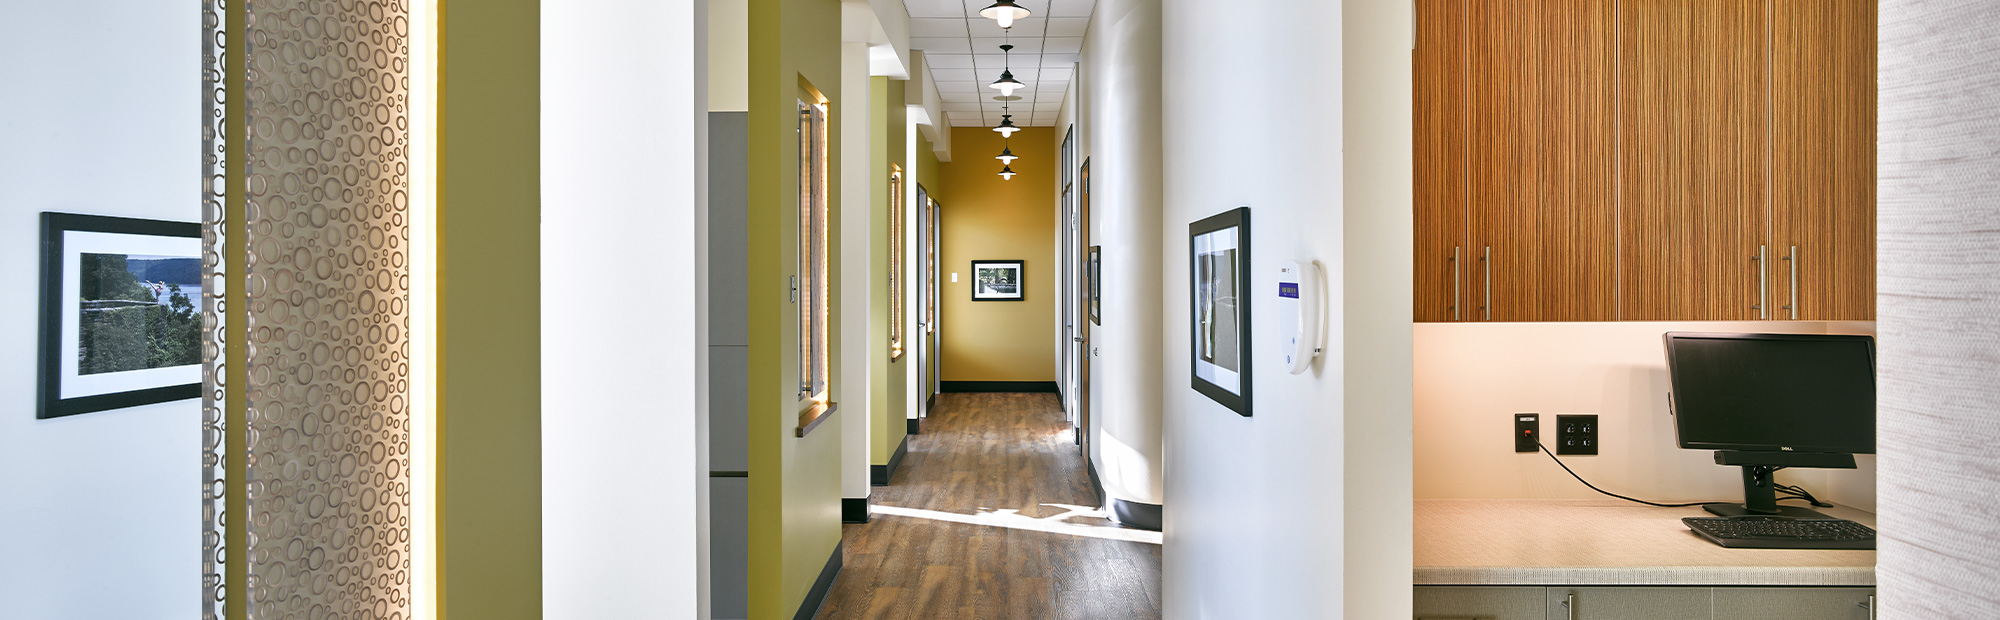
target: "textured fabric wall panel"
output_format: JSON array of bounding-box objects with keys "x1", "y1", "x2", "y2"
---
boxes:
[
  {"x1": 1878, "y1": 0, "x2": 2000, "y2": 616},
  {"x1": 236, "y1": 0, "x2": 413, "y2": 617}
]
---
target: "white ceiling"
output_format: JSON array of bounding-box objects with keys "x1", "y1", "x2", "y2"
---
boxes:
[{"x1": 904, "y1": 0, "x2": 1096, "y2": 127}]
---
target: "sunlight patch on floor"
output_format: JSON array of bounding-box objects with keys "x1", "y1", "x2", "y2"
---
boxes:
[{"x1": 872, "y1": 503, "x2": 1164, "y2": 545}]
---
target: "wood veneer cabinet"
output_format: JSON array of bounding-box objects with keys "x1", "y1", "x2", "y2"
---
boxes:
[{"x1": 1414, "y1": 0, "x2": 1876, "y2": 322}]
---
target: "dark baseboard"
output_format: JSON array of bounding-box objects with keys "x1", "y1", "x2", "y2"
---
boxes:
[
  {"x1": 925, "y1": 393, "x2": 936, "y2": 410},
  {"x1": 871, "y1": 435, "x2": 909, "y2": 486},
  {"x1": 906, "y1": 417, "x2": 921, "y2": 435},
  {"x1": 793, "y1": 542, "x2": 843, "y2": 620},
  {"x1": 941, "y1": 381, "x2": 1060, "y2": 393},
  {"x1": 842, "y1": 496, "x2": 871, "y2": 524},
  {"x1": 1086, "y1": 460, "x2": 1163, "y2": 532}
]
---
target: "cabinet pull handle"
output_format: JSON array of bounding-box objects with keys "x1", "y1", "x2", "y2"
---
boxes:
[
  {"x1": 1785, "y1": 245, "x2": 1798, "y2": 320},
  {"x1": 1864, "y1": 594, "x2": 1876, "y2": 620},
  {"x1": 1754, "y1": 245, "x2": 1767, "y2": 319},
  {"x1": 1483, "y1": 246, "x2": 1492, "y2": 321},
  {"x1": 1564, "y1": 592, "x2": 1575, "y2": 620},
  {"x1": 1451, "y1": 245, "x2": 1461, "y2": 321}
]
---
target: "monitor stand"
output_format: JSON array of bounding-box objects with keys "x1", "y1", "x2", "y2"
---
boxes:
[{"x1": 1706, "y1": 451, "x2": 1857, "y2": 519}]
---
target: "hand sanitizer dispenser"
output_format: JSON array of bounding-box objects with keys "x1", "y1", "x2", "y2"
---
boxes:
[{"x1": 1276, "y1": 260, "x2": 1323, "y2": 375}]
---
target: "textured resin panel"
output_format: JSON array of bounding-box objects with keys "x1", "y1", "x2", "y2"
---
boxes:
[{"x1": 242, "y1": 0, "x2": 412, "y2": 617}]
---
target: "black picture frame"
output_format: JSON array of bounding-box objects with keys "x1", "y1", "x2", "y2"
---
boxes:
[
  {"x1": 1087, "y1": 245, "x2": 1102, "y2": 325},
  {"x1": 970, "y1": 259, "x2": 1026, "y2": 301},
  {"x1": 38, "y1": 212, "x2": 204, "y2": 419},
  {"x1": 1189, "y1": 207, "x2": 1252, "y2": 417}
]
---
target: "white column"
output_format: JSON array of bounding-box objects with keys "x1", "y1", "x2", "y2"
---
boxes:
[{"x1": 838, "y1": 39, "x2": 874, "y2": 503}]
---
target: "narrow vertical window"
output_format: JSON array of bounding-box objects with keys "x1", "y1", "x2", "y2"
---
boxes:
[{"x1": 798, "y1": 98, "x2": 829, "y2": 399}]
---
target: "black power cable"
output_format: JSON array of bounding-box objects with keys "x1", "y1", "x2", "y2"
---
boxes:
[{"x1": 1537, "y1": 442, "x2": 1821, "y2": 509}]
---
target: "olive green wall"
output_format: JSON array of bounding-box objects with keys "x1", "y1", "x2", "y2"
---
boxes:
[
  {"x1": 874, "y1": 76, "x2": 909, "y2": 465},
  {"x1": 439, "y1": 1, "x2": 542, "y2": 618},
  {"x1": 939, "y1": 126, "x2": 1058, "y2": 382},
  {"x1": 747, "y1": 0, "x2": 844, "y2": 617}
]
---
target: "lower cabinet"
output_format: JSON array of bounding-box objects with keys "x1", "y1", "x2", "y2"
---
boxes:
[
  {"x1": 1415, "y1": 587, "x2": 1547, "y2": 620},
  {"x1": 1414, "y1": 586, "x2": 1877, "y2": 620}
]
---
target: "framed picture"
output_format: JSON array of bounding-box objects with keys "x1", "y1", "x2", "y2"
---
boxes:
[
  {"x1": 1190, "y1": 207, "x2": 1251, "y2": 416},
  {"x1": 1087, "y1": 246, "x2": 1101, "y2": 325},
  {"x1": 38, "y1": 213, "x2": 204, "y2": 419},
  {"x1": 971, "y1": 260, "x2": 1025, "y2": 301}
]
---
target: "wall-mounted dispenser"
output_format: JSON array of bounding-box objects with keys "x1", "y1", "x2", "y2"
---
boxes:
[{"x1": 1277, "y1": 260, "x2": 1324, "y2": 374}]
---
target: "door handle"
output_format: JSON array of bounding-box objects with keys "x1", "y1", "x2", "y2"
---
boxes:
[
  {"x1": 1073, "y1": 337, "x2": 1085, "y2": 343},
  {"x1": 1784, "y1": 245, "x2": 1798, "y2": 320},
  {"x1": 1451, "y1": 245, "x2": 1460, "y2": 321},
  {"x1": 1563, "y1": 592, "x2": 1574, "y2": 620},
  {"x1": 1482, "y1": 246, "x2": 1492, "y2": 321},
  {"x1": 1753, "y1": 245, "x2": 1767, "y2": 319}
]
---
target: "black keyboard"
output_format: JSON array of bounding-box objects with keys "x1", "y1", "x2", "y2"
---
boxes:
[{"x1": 1683, "y1": 516, "x2": 1877, "y2": 550}]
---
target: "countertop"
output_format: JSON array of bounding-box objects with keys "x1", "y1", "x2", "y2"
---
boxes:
[{"x1": 1415, "y1": 499, "x2": 1877, "y2": 587}]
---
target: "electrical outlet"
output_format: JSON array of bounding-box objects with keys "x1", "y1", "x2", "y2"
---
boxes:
[
  {"x1": 1557, "y1": 414, "x2": 1598, "y2": 456},
  {"x1": 1514, "y1": 413, "x2": 1540, "y2": 453}
]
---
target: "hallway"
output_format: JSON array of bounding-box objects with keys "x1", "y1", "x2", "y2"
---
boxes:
[{"x1": 815, "y1": 393, "x2": 1162, "y2": 619}]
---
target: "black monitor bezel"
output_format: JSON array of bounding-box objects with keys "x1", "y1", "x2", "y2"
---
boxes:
[{"x1": 1662, "y1": 331, "x2": 1877, "y2": 455}]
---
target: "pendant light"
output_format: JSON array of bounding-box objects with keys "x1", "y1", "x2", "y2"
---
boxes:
[
  {"x1": 988, "y1": 44, "x2": 1025, "y2": 97},
  {"x1": 998, "y1": 165, "x2": 1017, "y2": 181},
  {"x1": 992, "y1": 114, "x2": 1020, "y2": 138},
  {"x1": 996, "y1": 146, "x2": 1018, "y2": 164},
  {"x1": 978, "y1": 0, "x2": 1031, "y2": 30}
]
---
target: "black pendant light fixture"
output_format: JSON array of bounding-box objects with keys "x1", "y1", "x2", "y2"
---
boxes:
[
  {"x1": 996, "y1": 145, "x2": 1018, "y2": 165},
  {"x1": 998, "y1": 165, "x2": 1017, "y2": 181},
  {"x1": 993, "y1": 114, "x2": 1020, "y2": 138},
  {"x1": 979, "y1": 0, "x2": 1031, "y2": 29},
  {"x1": 988, "y1": 44, "x2": 1024, "y2": 97}
]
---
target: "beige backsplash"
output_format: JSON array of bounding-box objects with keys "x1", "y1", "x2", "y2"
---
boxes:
[{"x1": 1415, "y1": 320, "x2": 1878, "y2": 513}]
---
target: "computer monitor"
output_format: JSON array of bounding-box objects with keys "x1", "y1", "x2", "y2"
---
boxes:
[{"x1": 1663, "y1": 332, "x2": 1876, "y2": 518}]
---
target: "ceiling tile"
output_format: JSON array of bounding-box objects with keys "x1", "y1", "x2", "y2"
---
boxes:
[
  {"x1": 1045, "y1": 17, "x2": 1090, "y2": 37},
  {"x1": 1046, "y1": 0, "x2": 1096, "y2": 18},
  {"x1": 1038, "y1": 67, "x2": 1073, "y2": 82},
  {"x1": 1041, "y1": 37, "x2": 1083, "y2": 54},
  {"x1": 924, "y1": 54, "x2": 977, "y2": 69},
  {"x1": 910, "y1": 37, "x2": 973, "y2": 54},
  {"x1": 933, "y1": 80, "x2": 980, "y2": 93},
  {"x1": 930, "y1": 68, "x2": 979, "y2": 82},
  {"x1": 907, "y1": 0, "x2": 967, "y2": 18},
  {"x1": 950, "y1": 116, "x2": 986, "y2": 127},
  {"x1": 942, "y1": 102, "x2": 982, "y2": 113},
  {"x1": 1033, "y1": 100, "x2": 1064, "y2": 111},
  {"x1": 939, "y1": 91, "x2": 983, "y2": 103},
  {"x1": 1039, "y1": 53, "x2": 1079, "y2": 67},
  {"x1": 972, "y1": 37, "x2": 1041, "y2": 54},
  {"x1": 908, "y1": 18, "x2": 968, "y2": 38}
]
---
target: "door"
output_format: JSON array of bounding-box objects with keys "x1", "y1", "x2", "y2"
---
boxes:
[
  {"x1": 1618, "y1": 0, "x2": 1769, "y2": 321},
  {"x1": 1771, "y1": 0, "x2": 1876, "y2": 321},
  {"x1": 1464, "y1": 0, "x2": 1618, "y2": 322},
  {"x1": 1548, "y1": 587, "x2": 1711, "y2": 620},
  {"x1": 926, "y1": 197, "x2": 942, "y2": 405},
  {"x1": 915, "y1": 184, "x2": 934, "y2": 417},
  {"x1": 1077, "y1": 159, "x2": 1091, "y2": 454},
  {"x1": 1414, "y1": 0, "x2": 1469, "y2": 323},
  {"x1": 1060, "y1": 127, "x2": 1079, "y2": 423}
]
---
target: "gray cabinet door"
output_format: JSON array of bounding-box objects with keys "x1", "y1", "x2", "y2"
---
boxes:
[
  {"x1": 1712, "y1": 587, "x2": 1874, "y2": 620},
  {"x1": 1548, "y1": 587, "x2": 1711, "y2": 620},
  {"x1": 1415, "y1": 586, "x2": 1548, "y2": 620}
]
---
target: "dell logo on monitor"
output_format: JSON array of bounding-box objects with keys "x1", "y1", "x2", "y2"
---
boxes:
[{"x1": 1781, "y1": 446, "x2": 1794, "y2": 451}]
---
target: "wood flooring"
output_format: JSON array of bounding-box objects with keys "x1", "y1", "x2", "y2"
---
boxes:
[{"x1": 814, "y1": 393, "x2": 1162, "y2": 620}]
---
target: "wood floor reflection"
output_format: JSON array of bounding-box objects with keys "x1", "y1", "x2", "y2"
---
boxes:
[{"x1": 814, "y1": 392, "x2": 1163, "y2": 620}]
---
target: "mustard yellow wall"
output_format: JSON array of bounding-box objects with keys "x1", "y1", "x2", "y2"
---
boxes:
[
  {"x1": 915, "y1": 131, "x2": 942, "y2": 403},
  {"x1": 747, "y1": 0, "x2": 844, "y2": 617},
  {"x1": 938, "y1": 126, "x2": 1058, "y2": 382},
  {"x1": 874, "y1": 76, "x2": 910, "y2": 464}
]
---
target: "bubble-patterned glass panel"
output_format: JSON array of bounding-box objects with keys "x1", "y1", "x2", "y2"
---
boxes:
[
  {"x1": 201, "y1": 1, "x2": 229, "y2": 618},
  {"x1": 243, "y1": 0, "x2": 411, "y2": 617}
]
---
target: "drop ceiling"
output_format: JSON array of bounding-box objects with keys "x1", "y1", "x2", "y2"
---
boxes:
[{"x1": 904, "y1": 0, "x2": 1096, "y2": 127}]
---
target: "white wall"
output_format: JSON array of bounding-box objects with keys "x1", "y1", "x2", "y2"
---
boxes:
[
  {"x1": 837, "y1": 35, "x2": 875, "y2": 506},
  {"x1": 1878, "y1": 0, "x2": 2000, "y2": 615},
  {"x1": 541, "y1": 0, "x2": 709, "y2": 617},
  {"x1": 1079, "y1": 0, "x2": 1166, "y2": 508},
  {"x1": 1415, "y1": 321, "x2": 1877, "y2": 512},
  {"x1": 0, "y1": 3, "x2": 200, "y2": 618},
  {"x1": 1160, "y1": 0, "x2": 1412, "y2": 617}
]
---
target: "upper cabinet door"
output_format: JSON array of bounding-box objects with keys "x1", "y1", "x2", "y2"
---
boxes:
[
  {"x1": 1618, "y1": 0, "x2": 1770, "y2": 321},
  {"x1": 1467, "y1": 0, "x2": 1617, "y2": 322},
  {"x1": 1415, "y1": 0, "x2": 1469, "y2": 323},
  {"x1": 1772, "y1": 0, "x2": 1877, "y2": 321}
]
